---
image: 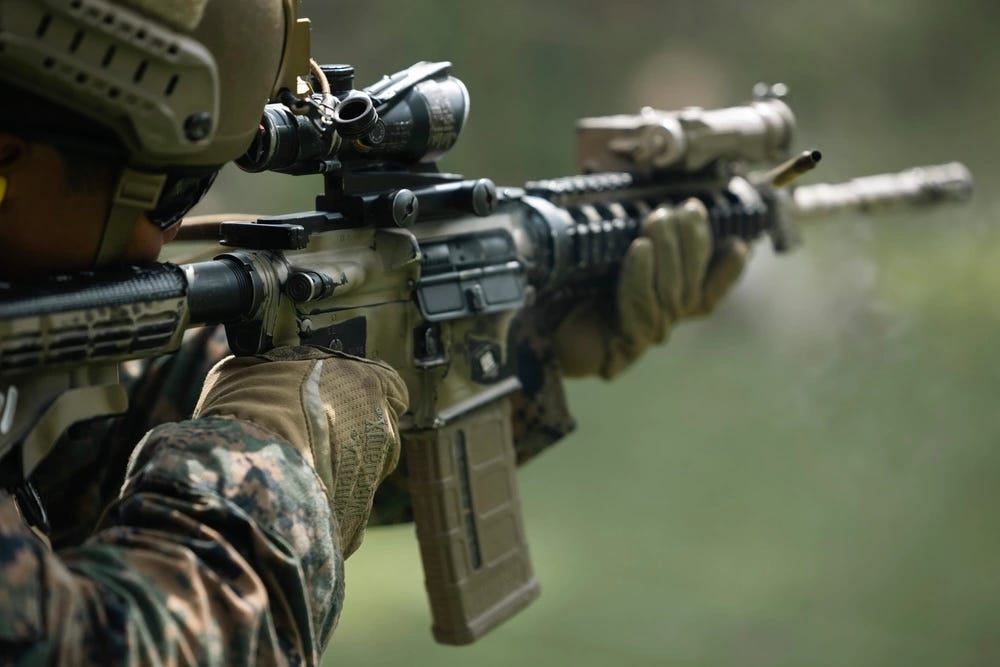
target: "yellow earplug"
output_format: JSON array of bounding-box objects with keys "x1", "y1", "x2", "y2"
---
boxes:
[{"x1": 0, "y1": 176, "x2": 6, "y2": 205}]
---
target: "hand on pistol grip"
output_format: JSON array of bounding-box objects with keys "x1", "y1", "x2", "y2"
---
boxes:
[{"x1": 194, "y1": 346, "x2": 409, "y2": 556}]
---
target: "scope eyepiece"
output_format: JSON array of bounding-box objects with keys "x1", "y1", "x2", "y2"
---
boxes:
[{"x1": 235, "y1": 96, "x2": 340, "y2": 175}]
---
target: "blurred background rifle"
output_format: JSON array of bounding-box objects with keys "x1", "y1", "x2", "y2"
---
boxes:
[{"x1": 0, "y1": 61, "x2": 972, "y2": 644}]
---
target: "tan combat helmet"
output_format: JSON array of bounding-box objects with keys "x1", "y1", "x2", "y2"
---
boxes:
[{"x1": 0, "y1": 0, "x2": 310, "y2": 262}]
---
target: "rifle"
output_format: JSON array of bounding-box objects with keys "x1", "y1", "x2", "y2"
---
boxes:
[{"x1": 0, "y1": 61, "x2": 972, "y2": 644}]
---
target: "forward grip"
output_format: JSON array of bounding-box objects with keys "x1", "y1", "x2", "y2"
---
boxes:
[{"x1": 403, "y1": 397, "x2": 540, "y2": 645}]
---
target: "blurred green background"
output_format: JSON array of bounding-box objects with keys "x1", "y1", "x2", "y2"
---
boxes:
[{"x1": 193, "y1": 1, "x2": 1000, "y2": 664}]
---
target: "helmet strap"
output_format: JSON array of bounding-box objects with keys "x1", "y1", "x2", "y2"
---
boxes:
[{"x1": 94, "y1": 168, "x2": 166, "y2": 267}]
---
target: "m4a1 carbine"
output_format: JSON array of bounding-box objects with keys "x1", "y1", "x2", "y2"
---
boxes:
[{"x1": 0, "y1": 61, "x2": 972, "y2": 645}]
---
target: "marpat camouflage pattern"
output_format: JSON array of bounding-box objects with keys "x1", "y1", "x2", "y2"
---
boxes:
[{"x1": 2, "y1": 415, "x2": 341, "y2": 665}]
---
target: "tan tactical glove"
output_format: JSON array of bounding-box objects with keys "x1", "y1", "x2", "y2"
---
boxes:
[
  {"x1": 554, "y1": 198, "x2": 748, "y2": 379},
  {"x1": 193, "y1": 347, "x2": 409, "y2": 556}
]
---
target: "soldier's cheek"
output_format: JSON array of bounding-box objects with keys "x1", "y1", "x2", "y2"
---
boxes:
[{"x1": 121, "y1": 215, "x2": 173, "y2": 266}]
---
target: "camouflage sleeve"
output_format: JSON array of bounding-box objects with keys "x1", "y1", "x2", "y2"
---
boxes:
[{"x1": 0, "y1": 416, "x2": 341, "y2": 666}]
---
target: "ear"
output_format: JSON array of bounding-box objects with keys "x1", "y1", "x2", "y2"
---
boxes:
[{"x1": 0, "y1": 133, "x2": 27, "y2": 173}]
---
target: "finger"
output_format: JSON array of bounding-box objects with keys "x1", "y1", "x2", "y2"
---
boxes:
[
  {"x1": 374, "y1": 363, "x2": 410, "y2": 419},
  {"x1": 698, "y1": 239, "x2": 749, "y2": 315},
  {"x1": 641, "y1": 207, "x2": 682, "y2": 323},
  {"x1": 675, "y1": 198, "x2": 713, "y2": 314},
  {"x1": 259, "y1": 345, "x2": 331, "y2": 362},
  {"x1": 617, "y1": 237, "x2": 659, "y2": 350}
]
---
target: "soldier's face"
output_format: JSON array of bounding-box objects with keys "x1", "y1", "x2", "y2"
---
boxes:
[{"x1": 0, "y1": 133, "x2": 177, "y2": 281}]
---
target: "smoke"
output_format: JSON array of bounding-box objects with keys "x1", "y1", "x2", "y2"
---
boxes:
[{"x1": 729, "y1": 218, "x2": 910, "y2": 361}]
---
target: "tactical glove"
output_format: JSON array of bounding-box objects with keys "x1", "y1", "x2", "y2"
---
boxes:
[
  {"x1": 194, "y1": 346, "x2": 408, "y2": 556},
  {"x1": 554, "y1": 199, "x2": 748, "y2": 378}
]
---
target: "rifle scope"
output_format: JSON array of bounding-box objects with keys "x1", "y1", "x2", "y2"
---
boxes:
[{"x1": 237, "y1": 62, "x2": 470, "y2": 175}]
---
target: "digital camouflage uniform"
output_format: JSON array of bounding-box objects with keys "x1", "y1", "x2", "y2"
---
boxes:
[
  {"x1": 32, "y1": 327, "x2": 232, "y2": 548},
  {"x1": 2, "y1": 308, "x2": 574, "y2": 663},
  {"x1": 2, "y1": 328, "x2": 341, "y2": 665},
  {"x1": 1, "y1": 415, "x2": 339, "y2": 665}
]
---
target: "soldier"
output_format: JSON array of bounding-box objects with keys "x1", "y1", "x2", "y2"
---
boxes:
[
  {"x1": 0, "y1": 3, "x2": 747, "y2": 666},
  {"x1": 0, "y1": 1, "x2": 407, "y2": 664}
]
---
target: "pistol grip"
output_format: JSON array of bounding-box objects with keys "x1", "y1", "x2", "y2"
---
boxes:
[{"x1": 404, "y1": 397, "x2": 539, "y2": 645}]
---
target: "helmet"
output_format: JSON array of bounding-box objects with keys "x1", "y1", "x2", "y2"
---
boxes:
[
  {"x1": 0, "y1": 0, "x2": 309, "y2": 167},
  {"x1": 0, "y1": 0, "x2": 310, "y2": 260}
]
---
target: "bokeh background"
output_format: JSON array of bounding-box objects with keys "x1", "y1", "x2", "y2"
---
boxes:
[{"x1": 193, "y1": 1, "x2": 1000, "y2": 664}]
